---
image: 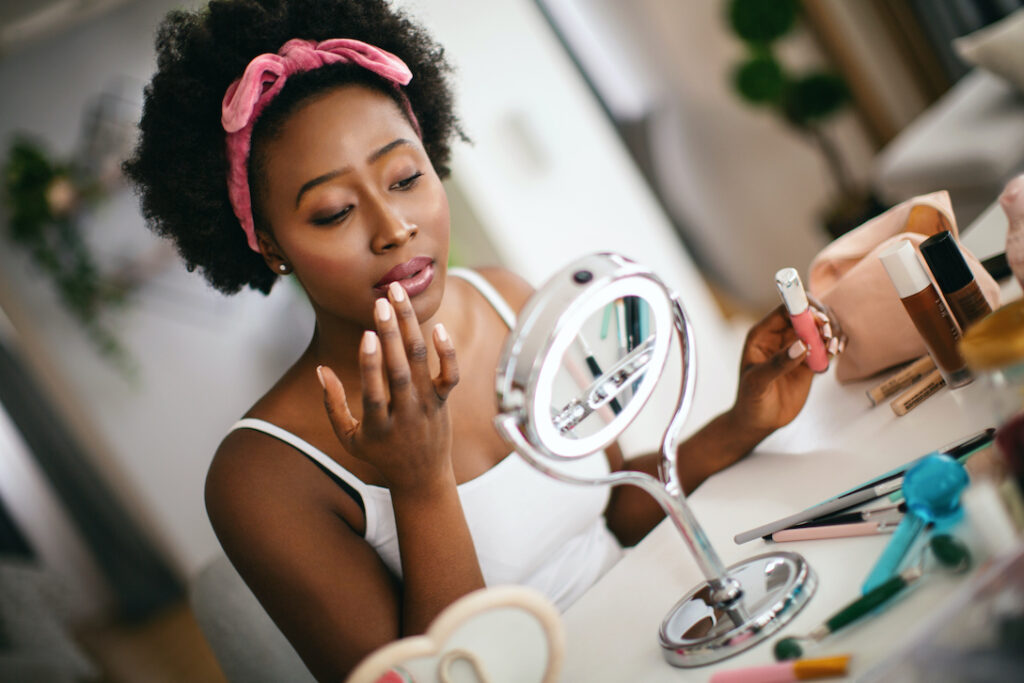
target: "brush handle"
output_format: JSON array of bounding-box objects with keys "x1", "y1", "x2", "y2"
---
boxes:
[
  {"x1": 826, "y1": 570, "x2": 918, "y2": 634},
  {"x1": 862, "y1": 512, "x2": 924, "y2": 593}
]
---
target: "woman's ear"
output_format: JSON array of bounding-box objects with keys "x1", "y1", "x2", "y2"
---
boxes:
[{"x1": 256, "y1": 232, "x2": 292, "y2": 275}]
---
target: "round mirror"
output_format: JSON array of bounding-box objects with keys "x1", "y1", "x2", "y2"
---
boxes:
[{"x1": 494, "y1": 253, "x2": 816, "y2": 667}]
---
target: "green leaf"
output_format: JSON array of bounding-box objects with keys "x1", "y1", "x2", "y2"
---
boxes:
[
  {"x1": 733, "y1": 53, "x2": 787, "y2": 104},
  {"x1": 727, "y1": 0, "x2": 799, "y2": 45},
  {"x1": 782, "y1": 72, "x2": 848, "y2": 126}
]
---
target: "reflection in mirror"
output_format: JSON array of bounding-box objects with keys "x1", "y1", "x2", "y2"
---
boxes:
[{"x1": 548, "y1": 297, "x2": 655, "y2": 441}]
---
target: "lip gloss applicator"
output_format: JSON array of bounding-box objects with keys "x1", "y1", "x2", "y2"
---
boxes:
[{"x1": 775, "y1": 268, "x2": 829, "y2": 373}]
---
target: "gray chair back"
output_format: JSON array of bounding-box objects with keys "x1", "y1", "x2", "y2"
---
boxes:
[{"x1": 189, "y1": 553, "x2": 315, "y2": 683}]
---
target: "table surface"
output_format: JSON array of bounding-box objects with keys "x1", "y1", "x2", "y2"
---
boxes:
[{"x1": 561, "y1": 207, "x2": 1021, "y2": 681}]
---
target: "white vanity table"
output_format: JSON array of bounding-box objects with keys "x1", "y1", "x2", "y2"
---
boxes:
[{"x1": 560, "y1": 207, "x2": 1021, "y2": 680}]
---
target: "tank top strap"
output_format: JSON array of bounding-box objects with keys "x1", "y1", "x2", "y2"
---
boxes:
[{"x1": 448, "y1": 267, "x2": 517, "y2": 329}]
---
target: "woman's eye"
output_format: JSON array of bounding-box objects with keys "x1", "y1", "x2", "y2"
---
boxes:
[
  {"x1": 391, "y1": 171, "x2": 423, "y2": 191},
  {"x1": 310, "y1": 206, "x2": 353, "y2": 226}
]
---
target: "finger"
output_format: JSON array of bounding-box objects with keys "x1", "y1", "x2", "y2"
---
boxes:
[
  {"x1": 317, "y1": 365, "x2": 359, "y2": 443},
  {"x1": 374, "y1": 296, "x2": 414, "y2": 400},
  {"x1": 388, "y1": 281, "x2": 431, "y2": 390},
  {"x1": 432, "y1": 323, "x2": 459, "y2": 401},
  {"x1": 744, "y1": 339, "x2": 810, "y2": 395},
  {"x1": 359, "y1": 331, "x2": 390, "y2": 426}
]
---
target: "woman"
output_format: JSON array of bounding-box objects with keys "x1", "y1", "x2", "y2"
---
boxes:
[{"x1": 124, "y1": 0, "x2": 840, "y2": 678}]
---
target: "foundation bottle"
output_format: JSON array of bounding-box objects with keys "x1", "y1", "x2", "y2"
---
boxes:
[
  {"x1": 879, "y1": 240, "x2": 972, "y2": 388},
  {"x1": 919, "y1": 231, "x2": 993, "y2": 331}
]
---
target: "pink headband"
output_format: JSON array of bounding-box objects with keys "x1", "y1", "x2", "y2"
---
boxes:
[{"x1": 221, "y1": 38, "x2": 420, "y2": 252}]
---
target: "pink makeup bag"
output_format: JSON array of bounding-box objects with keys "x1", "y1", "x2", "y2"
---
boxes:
[{"x1": 807, "y1": 191, "x2": 1001, "y2": 382}]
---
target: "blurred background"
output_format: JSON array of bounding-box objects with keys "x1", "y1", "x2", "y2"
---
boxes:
[{"x1": 0, "y1": 0, "x2": 1021, "y2": 680}]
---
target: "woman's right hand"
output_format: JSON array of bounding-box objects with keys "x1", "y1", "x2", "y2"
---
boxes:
[{"x1": 317, "y1": 281, "x2": 460, "y2": 496}]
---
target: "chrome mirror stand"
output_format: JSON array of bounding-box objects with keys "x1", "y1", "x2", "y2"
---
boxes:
[{"x1": 494, "y1": 253, "x2": 815, "y2": 667}]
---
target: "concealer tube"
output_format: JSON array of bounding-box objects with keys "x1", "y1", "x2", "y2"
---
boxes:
[
  {"x1": 919, "y1": 231, "x2": 993, "y2": 331},
  {"x1": 879, "y1": 241, "x2": 972, "y2": 388},
  {"x1": 775, "y1": 267, "x2": 829, "y2": 373},
  {"x1": 867, "y1": 355, "x2": 935, "y2": 406},
  {"x1": 890, "y1": 368, "x2": 945, "y2": 416}
]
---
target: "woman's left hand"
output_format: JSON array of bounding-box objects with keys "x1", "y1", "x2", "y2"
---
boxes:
[{"x1": 730, "y1": 301, "x2": 845, "y2": 435}]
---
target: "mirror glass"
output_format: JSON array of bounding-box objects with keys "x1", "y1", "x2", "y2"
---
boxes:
[{"x1": 546, "y1": 296, "x2": 656, "y2": 444}]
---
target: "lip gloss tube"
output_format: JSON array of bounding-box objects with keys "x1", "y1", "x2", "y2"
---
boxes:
[
  {"x1": 775, "y1": 268, "x2": 829, "y2": 373},
  {"x1": 879, "y1": 240, "x2": 972, "y2": 388},
  {"x1": 919, "y1": 231, "x2": 993, "y2": 332}
]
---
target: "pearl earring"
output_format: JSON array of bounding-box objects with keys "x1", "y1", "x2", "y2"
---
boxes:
[{"x1": 278, "y1": 263, "x2": 289, "y2": 273}]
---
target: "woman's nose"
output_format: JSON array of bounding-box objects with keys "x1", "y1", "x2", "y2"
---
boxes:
[{"x1": 370, "y1": 203, "x2": 418, "y2": 253}]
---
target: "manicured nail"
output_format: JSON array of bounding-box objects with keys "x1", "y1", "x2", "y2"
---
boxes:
[
  {"x1": 375, "y1": 297, "x2": 391, "y2": 321},
  {"x1": 435, "y1": 323, "x2": 449, "y2": 342},
  {"x1": 822, "y1": 322, "x2": 832, "y2": 339},
  {"x1": 389, "y1": 280, "x2": 406, "y2": 302},
  {"x1": 829, "y1": 337, "x2": 839, "y2": 354},
  {"x1": 316, "y1": 365, "x2": 326, "y2": 389},
  {"x1": 363, "y1": 331, "x2": 378, "y2": 354},
  {"x1": 788, "y1": 340, "x2": 807, "y2": 359}
]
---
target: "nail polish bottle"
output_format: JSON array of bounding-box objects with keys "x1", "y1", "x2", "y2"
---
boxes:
[
  {"x1": 879, "y1": 240, "x2": 972, "y2": 388},
  {"x1": 919, "y1": 231, "x2": 993, "y2": 332},
  {"x1": 775, "y1": 268, "x2": 828, "y2": 372}
]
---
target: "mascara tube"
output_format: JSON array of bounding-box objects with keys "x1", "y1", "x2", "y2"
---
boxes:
[{"x1": 775, "y1": 268, "x2": 829, "y2": 372}]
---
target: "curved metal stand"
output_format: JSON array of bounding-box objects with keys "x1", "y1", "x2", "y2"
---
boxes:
[{"x1": 494, "y1": 253, "x2": 816, "y2": 666}]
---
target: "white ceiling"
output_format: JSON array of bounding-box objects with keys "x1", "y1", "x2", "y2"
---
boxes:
[{"x1": 0, "y1": 0, "x2": 133, "y2": 57}]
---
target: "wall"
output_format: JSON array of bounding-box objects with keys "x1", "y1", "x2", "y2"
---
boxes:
[
  {"x1": 554, "y1": 0, "x2": 879, "y2": 310},
  {"x1": 0, "y1": 0, "x2": 737, "y2": 599}
]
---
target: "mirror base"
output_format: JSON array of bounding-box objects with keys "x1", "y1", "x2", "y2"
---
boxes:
[{"x1": 658, "y1": 551, "x2": 816, "y2": 668}]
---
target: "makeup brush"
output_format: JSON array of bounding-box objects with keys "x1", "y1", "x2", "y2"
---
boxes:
[{"x1": 773, "y1": 534, "x2": 970, "y2": 661}]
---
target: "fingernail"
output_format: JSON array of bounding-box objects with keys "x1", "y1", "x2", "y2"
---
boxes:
[
  {"x1": 316, "y1": 365, "x2": 326, "y2": 389},
  {"x1": 435, "y1": 323, "x2": 448, "y2": 342},
  {"x1": 829, "y1": 337, "x2": 839, "y2": 354},
  {"x1": 822, "y1": 323, "x2": 832, "y2": 339},
  {"x1": 363, "y1": 331, "x2": 378, "y2": 353},
  {"x1": 375, "y1": 297, "x2": 391, "y2": 321},
  {"x1": 788, "y1": 340, "x2": 806, "y2": 359},
  {"x1": 389, "y1": 280, "x2": 406, "y2": 302}
]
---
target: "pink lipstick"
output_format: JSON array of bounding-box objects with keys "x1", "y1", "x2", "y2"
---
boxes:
[
  {"x1": 374, "y1": 256, "x2": 434, "y2": 297},
  {"x1": 775, "y1": 267, "x2": 829, "y2": 373}
]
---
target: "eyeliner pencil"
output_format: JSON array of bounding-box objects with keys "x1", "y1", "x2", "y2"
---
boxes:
[
  {"x1": 734, "y1": 479, "x2": 903, "y2": 544},
  {"x1": 769, "y1": 520, "x2": 899, "y2": 542}
]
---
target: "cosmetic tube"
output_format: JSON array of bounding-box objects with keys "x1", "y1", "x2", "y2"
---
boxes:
[
  {"x1": 890, "y1": 369, "x2": 945, "y2": 416},
  {"x1": 919, "y1": 231, "x2": 993, "y2": 331},
  {"x1": 866, "y1": 355, "x2": 935, "y2": 406},
  {"x1": 775, "y1": 268, "x2": 829, "y2": 372},
  {"x1": 709, "y1": 655, "x2": 850, "y2": 683},
  {"x1": 879, "y1": 241, "x2": 972, "y2": 388}
]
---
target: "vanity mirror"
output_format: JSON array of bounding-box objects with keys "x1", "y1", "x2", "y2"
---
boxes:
[{"x1": 494, "y1": 253, "x2": 816, "y2": 667}]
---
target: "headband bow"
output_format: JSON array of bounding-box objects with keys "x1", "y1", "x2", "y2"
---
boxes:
[{"x1": 222, "y1": 38, "x2": 418, "y2": 252}]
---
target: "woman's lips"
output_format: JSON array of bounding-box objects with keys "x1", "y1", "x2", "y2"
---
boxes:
[{"x1": 374, "y1": 257, "x2": 435, "y2": 297}]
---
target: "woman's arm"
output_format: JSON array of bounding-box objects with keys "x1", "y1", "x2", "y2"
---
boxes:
[
  {"x1": 207, "y1": 430, "x2": 486, "y2": 680},
  {"x1": 604, "y1": 304, "x2": 839, "y2": 546}
]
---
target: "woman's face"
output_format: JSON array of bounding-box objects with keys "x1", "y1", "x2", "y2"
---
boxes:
[{"x1": 258, "y1": 84, "x2": 450, "y2": 328}]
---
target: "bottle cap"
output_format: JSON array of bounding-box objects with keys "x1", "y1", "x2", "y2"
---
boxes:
[
  {"x1": 920, "y1": 231, "x2": 973, "y2": 294},
  {"x1": 775, "y1": 267, "x2": 808, "y2": 315},
  {"x1": 879, "y1": 241, "x2": 931, "y2": 298}
]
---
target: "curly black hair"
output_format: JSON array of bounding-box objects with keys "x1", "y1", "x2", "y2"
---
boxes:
[{"x1": 123, "y1": 0, "x2": 462, "y2": 295}]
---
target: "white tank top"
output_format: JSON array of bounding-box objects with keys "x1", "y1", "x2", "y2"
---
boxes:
[{"x1": 230, "y1": 268, "x2": 622, "y2": 611}]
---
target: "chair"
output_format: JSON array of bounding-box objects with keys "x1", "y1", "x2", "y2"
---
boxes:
[{"x1": 189, "y1": 553, "x2": 315, "y2": 683}]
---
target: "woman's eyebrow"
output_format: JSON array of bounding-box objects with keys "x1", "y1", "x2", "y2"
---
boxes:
[
  {"x1": 366, "y1": 138, "x2": 415, "y2": 165},
  {"x1": 294, "y1": 138, "x2": 416, "y2": 207}
]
